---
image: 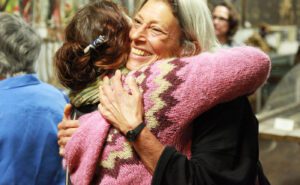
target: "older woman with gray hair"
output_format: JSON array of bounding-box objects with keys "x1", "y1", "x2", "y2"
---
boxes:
[
  {"x1": 0, "y1": 13, "x2": 68, "y2": 185},
  {"x1": 58, "y1": 0, "x2": 271, "y2": 184}
]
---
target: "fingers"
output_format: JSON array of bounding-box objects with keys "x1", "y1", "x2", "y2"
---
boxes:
[
  {"x1": 99, "y1": 86, "x2": 115, "y2": 112},
  {"x1": 102, "y1": 76, "x2": 115, "y2": 102},
  {"x1": 100, "y1": 76, "x2": 122, "y2": 113},
  {"x1": 112, "y1": 70, "x2": 125, "y2": 93},
  {"x1": 58, "y1": 136, "x2": 70, "y2": 146},
  {"x1": 57, "y1": 126, "x2": 78, "y2": 153},
  {"x1": 98, "y1": 103, "x2": 126, "y2": 134},
  {"x1": 127, "y1": 76, "x2": 141, "y2": 97},
  {"x1": 59, "y1": 147, "x2": 65, "y2": 157},
  {"x1": 57, "y1": 120, "x2": 79, "y2": 153},
  {"x1": 57, "y1": 136, "x2": 71, "y2": 157},
  {"x1": 98, "y1": 103, "x2": 111, "y2": 120},
  {"x1": 57, "y1": 127, "x2": 79, "y2": 138},
  {"x1": 57, "y1": 120, "x2": 79, "y2": 129},
  {"x1": 57, "y1": 106, "x2": 78, "y2": 157},
  {"x1": 58, "y1": 126, "x2": 76, "y2": 145},
  {"x1": 63, "y1": 104, "x2": 72, "y2": 120}
]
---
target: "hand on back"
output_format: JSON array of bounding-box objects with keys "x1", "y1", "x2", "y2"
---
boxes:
[
  {"x1": 57, "y1": 104, "x2": 80, "y2": 156},
  {"x1": 98, "y1": 70, "x2": 144, "y2": 134}
]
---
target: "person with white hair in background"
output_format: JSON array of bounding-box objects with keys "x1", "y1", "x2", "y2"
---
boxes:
[{"x1": 0, "y1": 13, "x2": 68, "y2": 185}]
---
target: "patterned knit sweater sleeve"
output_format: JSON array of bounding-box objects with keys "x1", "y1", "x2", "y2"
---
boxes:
[
  {"x1": 129, "y1": 46, "x2": 270, "y2": 145},
  {"x1": 64, "y1": 46, "x2": 271, "y2": 185}
]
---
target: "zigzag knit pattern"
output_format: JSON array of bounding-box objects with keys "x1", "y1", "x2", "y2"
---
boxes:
[{"x1": 65, "y1": 46, "x2": 271, "y2": 185}]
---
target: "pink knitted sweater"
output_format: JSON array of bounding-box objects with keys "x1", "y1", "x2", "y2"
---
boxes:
[{"x1": 65, "y1": 47, "x2": 271, "y2": 185}]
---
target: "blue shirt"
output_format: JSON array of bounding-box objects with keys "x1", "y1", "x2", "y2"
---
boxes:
[{"x1": 0, "y1": 74, "x2": 68, "y2": 185}]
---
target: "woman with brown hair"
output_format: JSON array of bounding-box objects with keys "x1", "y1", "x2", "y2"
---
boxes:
[{"x1": 212, "y1": 1, "x2": 241, "y2": 47}]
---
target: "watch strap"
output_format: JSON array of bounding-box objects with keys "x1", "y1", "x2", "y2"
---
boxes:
[{"x1": 126, "y1": 122, "x2": 146, "y2": 142}]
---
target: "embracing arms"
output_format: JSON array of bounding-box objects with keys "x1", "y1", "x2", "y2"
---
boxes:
[
  {"x1": 58, "y1": 46, "x2": 271, "y2": 181},
  {"x1": 98, "y1": 46, "x2": 271, "y2": 174}
]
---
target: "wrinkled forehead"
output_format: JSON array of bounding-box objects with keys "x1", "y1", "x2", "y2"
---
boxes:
[
  {"x1": 136, "y1": 0, "x2": 178, "y2": 16},
  {"x1": 134, "y1": 0, "x2": 180, "y2": 30}
]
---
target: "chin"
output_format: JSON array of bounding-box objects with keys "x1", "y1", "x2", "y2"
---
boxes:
[
  {"x1": 127, "y1": 56, "x2": 157, "y2": 70},
  {"x1": 126, "y1": 60, "x2": 143, "y2": 70}
]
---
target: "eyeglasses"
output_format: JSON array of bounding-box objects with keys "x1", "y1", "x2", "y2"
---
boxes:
[{"x1": 213, "y1": 15, "x2": 229, "y2": 22}]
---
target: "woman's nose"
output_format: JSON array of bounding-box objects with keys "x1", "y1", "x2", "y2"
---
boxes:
[{"x1": 130, "y1": 25, "x2": 147, "y2": 41}]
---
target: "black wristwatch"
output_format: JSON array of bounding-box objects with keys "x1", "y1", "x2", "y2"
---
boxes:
[{"x1": 125, "y1": 122, "x2": 146, "y2": 142}]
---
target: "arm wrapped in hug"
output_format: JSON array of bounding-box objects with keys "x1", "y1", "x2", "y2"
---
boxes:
[{"x1": 64, "y1": 46, "x2": 271, "y2": 185}]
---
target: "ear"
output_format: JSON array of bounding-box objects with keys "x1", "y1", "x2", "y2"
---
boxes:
[{"x1": 179, "y1": 41, "x2": 201, "y2": 57}]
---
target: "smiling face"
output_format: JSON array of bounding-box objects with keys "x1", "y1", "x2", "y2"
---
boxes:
[{"x1": 126, "y1": 0, "x2": 182, "y2": 70}]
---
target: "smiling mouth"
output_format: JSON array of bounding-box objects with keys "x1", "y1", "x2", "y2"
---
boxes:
[{"x1": 131, "y1": 48, "x2": 151, "y2": 56}]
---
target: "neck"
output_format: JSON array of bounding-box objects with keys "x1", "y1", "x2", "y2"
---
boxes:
[
  {"x1": 126, "y1": 62, "x2": 139, "y2": 71},
  {"x1": 126, "y1": 56, "x2": 160, "y2": 71},
  {"x1": 217, "y1": 35, "x2": 229, "y2": 45},
  {"x1": 126, "y1": 60, "x2": 151, "y2": 71}
]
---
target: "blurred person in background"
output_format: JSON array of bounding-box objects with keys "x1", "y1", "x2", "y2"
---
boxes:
[
  {"x1": 212, "y1": 1, "x2": 241, "y2": 47},
  {"x1": 245, "y1": 23, "x2": 275, "y2": 53},
  {"x1": 0, "y1": 13, "x2": 67, "y2": 185}
]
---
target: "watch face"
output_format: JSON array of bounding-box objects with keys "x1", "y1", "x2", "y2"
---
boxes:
[{"x1": 126, "y1": 130, "x2": 136, "y2": 142}]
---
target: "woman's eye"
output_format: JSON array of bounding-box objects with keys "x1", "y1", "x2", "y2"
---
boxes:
[
  {"x1": 152, "y1": 28, "x2": 162, "y2": 32},
  {"x1": 133, "y1": 18, "x2": 142, "y2": 29},
  {"x1": 133, "y1": 18, "x2": 142, "y2": 25},
  {"x1": 151, "y1": 27, "x2": 163, "y2": 34}
]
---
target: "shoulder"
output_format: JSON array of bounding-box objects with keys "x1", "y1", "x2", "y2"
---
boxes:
[
  {"x1": 31, "y1": 82, "x2": 68, "y2": 103},
  {"x1": 22, "y1": 82, "x2": 68, "y2": 117}
]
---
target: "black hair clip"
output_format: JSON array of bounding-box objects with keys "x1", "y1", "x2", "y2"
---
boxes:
[{"x1": 84, "y1": 35, "x2": 107, "y2": 54}]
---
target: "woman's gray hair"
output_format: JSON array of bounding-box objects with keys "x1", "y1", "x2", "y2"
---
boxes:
[
  {"x1": 136, "y1": 0, "x2": 220, "y2": 53},
  {"x1": 0, "y1": 13, "x2": 41, "y2": 76}
]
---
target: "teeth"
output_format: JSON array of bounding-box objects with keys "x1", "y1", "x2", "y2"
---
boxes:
[{"x1": 132, "y1": 48, "x2": 147, "y2": 56}]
